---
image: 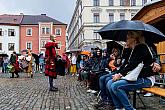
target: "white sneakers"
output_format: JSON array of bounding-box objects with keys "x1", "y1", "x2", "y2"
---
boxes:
[
  {"x1": 143, "y1": 92, "x2": 153, "y2": 97},
  {"x1": 86, "y1": 89, "x2": 92, "y2": 93},
  {"x1": 115, "y1": 108, "x2": 136, "y2": 110},
  {"x1": 86, "y1": 89, "x2": 97, "y2": 94}
]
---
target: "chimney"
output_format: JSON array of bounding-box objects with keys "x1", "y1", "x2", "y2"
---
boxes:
[{"x1": 41, "y1": 14, "x2": 46, "y2": 16}]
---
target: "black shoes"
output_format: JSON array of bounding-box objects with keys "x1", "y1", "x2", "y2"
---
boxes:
[
  {"x1": 16, "y1": 75, "x2": 20, "y2": 78},
  {"x1": 31, "y1": 74, "x2": 33, "y2": 78},
  {"x1": 94, "y1": 100, "x2": 113, "y2": 110},
  {"x1": 49, "y1": 87, "x2": 58, "y2": 91}
]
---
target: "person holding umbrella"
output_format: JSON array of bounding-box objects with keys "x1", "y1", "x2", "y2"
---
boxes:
[{"x1": 106, "y1": 31, "x2": 161, "y2": 110}]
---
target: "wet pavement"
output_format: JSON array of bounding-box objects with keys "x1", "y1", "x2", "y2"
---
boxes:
[{"x1": 0, "y1": 72, "x2": 164, "y2": 110}]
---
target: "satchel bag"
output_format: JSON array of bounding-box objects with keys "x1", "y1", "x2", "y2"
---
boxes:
[
  {"x1": 122, "y1": 62, "x2": 144, "y2": 81},
  {"x1": 122, "y1": 44, "x2": 153, "y2": 81},
  {"x1": 21, "y1": 60, "x2": 29, "y2": 69}
]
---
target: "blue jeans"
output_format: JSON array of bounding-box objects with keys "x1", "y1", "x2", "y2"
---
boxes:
[
  {"x1": 3, "y1": 63, "x2": 8, "y2": 73},
  {"x1": 107, "y1": 78, "x2": 152, "y2": 110},
  {"x1": 99, "y1": 72, "x2": 113, "y2": 101}
]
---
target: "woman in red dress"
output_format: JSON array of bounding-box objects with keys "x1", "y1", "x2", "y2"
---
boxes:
[{"x1": 45, "y1": 35, "x2": 58, "y2": 91}]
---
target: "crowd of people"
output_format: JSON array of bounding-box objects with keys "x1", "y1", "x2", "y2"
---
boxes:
[
  {"x1": 70, "y1": 31, "x2": 161, "y2": 110},
  {"x1": 0, "y1": 31, "x2": 162, "y2": 110}
]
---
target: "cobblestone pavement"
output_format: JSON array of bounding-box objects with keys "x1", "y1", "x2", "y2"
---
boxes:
[{"x1": 0, "y1": 73, "x2": 164, "y2": 110}]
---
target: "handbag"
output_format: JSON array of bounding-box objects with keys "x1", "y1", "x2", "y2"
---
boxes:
[
  {"x1": 21, "y1": 60, "x2": 29, "y2": 69},
  {"x1": 122, "y1": 44, "x2": 153, "y2": 81},
  {"x1": 122, "y1": 62, "x2": 144, "y2": 81}
]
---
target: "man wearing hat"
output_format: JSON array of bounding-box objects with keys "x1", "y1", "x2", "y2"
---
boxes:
[{"x1": 45, "y1": 35, "x2": 59, "y2": 91}]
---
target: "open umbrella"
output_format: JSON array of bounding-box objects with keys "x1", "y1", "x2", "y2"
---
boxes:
[
  {"x1": 106, "y1": 41, "x2": 124, "y2": 53},
  {"x1": 98, "y1": 20, "x2": 165, "y2": 43},
  {"x1": 81, "y1": 51, "x2": 90, "y2": 56},
  {"x1": 0, "y1": 53, "x2": 8, "y2": 57},
  {"x1": 32, "y1": 53, "x2": 39, "y2": 59},
  {"x1": 21, "y1": 49, "x2": 28, "y2": 53},
  {"x1": 82, "y1": 45, "x2": 98, "y2": 52}
]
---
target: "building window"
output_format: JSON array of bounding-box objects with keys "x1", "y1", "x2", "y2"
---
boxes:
[
  {"x1": 26, "y1": 42, "x2": 32, "y2": 50},
  {"x1": 57, "y1": 41, "x2": 61, "y2": 50},
  {"x1": 0, "y1": 29, "x2": 3, "y2": 36},
  {"x1": 120, "y1": 13, "x2": 125, "y2": 20},
  {"x1": 41, "y1": 41, "x2": 46, "y2": 48},
  {"x1": 131, "y1": 0, "x2": 136, "y2": 6},
  {"x1": 94, "y1": 30, "x2": 101, "y2": 39},
  {"x1": 109, "y1": 0, "x2": 114, "y2": 6},
  {"x1": 109, "y1": 13, "x2": 114, "y2": 23},
  {"x1": 93, "y1": 13, "x2": 100, "y2": 23},
  {"x1": 46, "y1": 28, "x2": 50, "y2": 34},
  {"x1": 93, "y1": 0, "x2": 99, "y2": 6},
  {"x1": 42, "y1": 28, "x2": 45, "y2": 34},
  {"x1": 55, "y1": 28, "x2": 61, "y2": 36},
  {"x1": 8, "y1": 29, "x2": 15, "y2": 36},
  {"x1": 26, "y1": 28, "x2": 32, "y2": 36},
  {"x1": 120, "y1": 0, "x2": 130, "y2": 6},
  {"x1": 42, "y1": 27, "x2": 50, "y2": 34},
  {"x1": 142, "y1": 0, "x2": 147, "y2": 6},
  {"x1": 8, "y1": 43, "x2": 15, "y2": 51},
  {"x1": 0, "y1": 43, "x2": 2, "y2": 50}
]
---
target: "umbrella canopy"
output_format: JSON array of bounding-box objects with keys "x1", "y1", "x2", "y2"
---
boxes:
[
  {"x1": 82, "y1": 45, "x2": 98, "y2": 52},
  {"x1": 80, "y1": 51, "x2": 90, "y2": 56},
  {"x1": 32, "y1": 53, "x2": 39, "y2": 59},
  {"x1": 0, "y1": 53, "x2": 8, "y2": 57},
  {"x1": 21, "y1": 49, "x2": 28, "y2": 53},
  {"x1": 98, "y1": 20, "x2": 165, "y2": 44},
  {"x1": 106, "y1": 41, "x2": 123, "y2": 53}
]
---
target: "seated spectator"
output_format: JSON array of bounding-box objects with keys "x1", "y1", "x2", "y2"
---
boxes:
[{"x1": 106, "y1": 31, "x2": 161, "y2": 110}]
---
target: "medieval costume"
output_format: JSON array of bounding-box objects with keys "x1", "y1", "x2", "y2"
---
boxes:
[
  {"x1": 45, "y1": 36, "x2": 58, "y2": 91},
  {"x1": 9, "y1": 52, "x2": 19, "y2": 78},
  {"x1": 26, "y1": 52, "x2": 33, "y2": 78}
]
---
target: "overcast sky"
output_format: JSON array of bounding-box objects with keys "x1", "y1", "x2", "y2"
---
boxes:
[{"x1": 0, "y1": 0, "x2": 76, "y2": 24}]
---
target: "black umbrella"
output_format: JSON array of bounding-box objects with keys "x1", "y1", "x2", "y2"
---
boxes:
[
  {"x1": 32, "y1": 53, "x2": 39, "y2": 59},
  {"x1": 107, "y1": 41, "x2": 123, "y2": 53},
  {"x1": 98, "y1": 20, "x2": 165, "y2": 43},
  {"x1": 21, "y1": 49, "x2": 28, "y2": 53},
  {"x1": 0, "y1": 53, "x2": 8, "y2": 57}
]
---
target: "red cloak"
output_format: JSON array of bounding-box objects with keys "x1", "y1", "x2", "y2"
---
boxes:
[{"x1": 45, "y1": 41, "x2": 58, "y2": 78}]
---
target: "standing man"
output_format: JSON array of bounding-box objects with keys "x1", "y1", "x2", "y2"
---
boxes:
[
  {"x1": 10, "y1": 51, "x2": 19, "y2": 78},
  {"x1": 45, "y1": 35, "x2": 58, "y2": 91}
]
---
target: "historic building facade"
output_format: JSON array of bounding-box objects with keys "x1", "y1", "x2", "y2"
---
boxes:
[
  {"x1": 0, "y1": 14, "x2": 67, "y2": 56},
  {"x1": 67, "y1": 0, "x2": 152, "y2": 51},
  {"x1": 0, "y1": 15, "x2": 23, "y2": 56},
  {"x1": 19, "y1": 14, "x2": 67, "y2": 55}
]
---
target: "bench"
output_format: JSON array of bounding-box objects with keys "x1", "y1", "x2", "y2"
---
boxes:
[
  {"x1": 142, "y1": 87, "x2": 165, "y2": 97},
  {"x1": 133, "y1": 86, "x2": 165, "y2": 109}
]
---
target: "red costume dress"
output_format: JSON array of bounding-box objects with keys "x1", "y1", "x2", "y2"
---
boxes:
[{"x1": 45, "y1": 41, "x2": 58, "y2": 78}]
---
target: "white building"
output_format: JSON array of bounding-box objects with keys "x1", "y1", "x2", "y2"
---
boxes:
[
  {"x1": 67, "y1": 0, "x2": 153, "y2": 50},
  {"x1": 0, "y1": 15, "x2": 23, "y2": 56},
  {"x1": 0, "y1": 26, "x2": 20, "y2": 56}
]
